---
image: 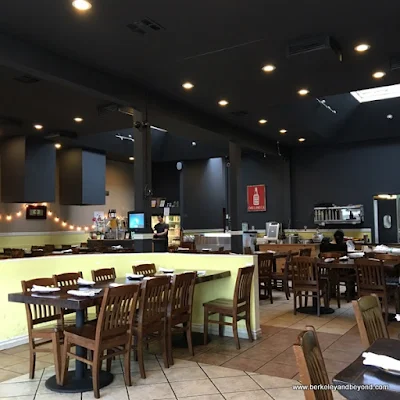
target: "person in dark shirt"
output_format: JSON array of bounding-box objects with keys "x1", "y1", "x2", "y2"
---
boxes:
[
  {"x1": 320, "y1": 230, "x2": 347, "y2": 254},
  {"x1": 153, "y1": 215, "x2": 169, "y2": 251}
]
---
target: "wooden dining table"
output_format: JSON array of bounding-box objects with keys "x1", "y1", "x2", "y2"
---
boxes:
[
  {"x1": 333, "y1": 338, "x2": 400, "y2": 400},
  {"x1": 8, "y1": 270, "x2": 230, "y2": 394}
]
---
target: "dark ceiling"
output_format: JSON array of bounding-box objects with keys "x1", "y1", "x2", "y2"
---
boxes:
[{"x1": 0, "y1": 0, "x2": 400, "y2": 149}]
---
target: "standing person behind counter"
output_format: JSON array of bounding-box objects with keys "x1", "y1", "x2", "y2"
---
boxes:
[
  {"x1": 320, "y1": 229, "x2": 348, "y2": 254},
  {"x1": 153, "y1": 215, "x2": 169, "y2": 252}
]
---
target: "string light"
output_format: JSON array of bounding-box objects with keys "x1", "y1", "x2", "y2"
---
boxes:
[
  {"x1": 69, "y1": 225, "x2": 75, "y2": 230},
  {"x1": 62, "y1": 222, "x2": 67, "y2": 227},
  {"x1": 84, "y1": 226, "x2": 89, "y2": 231},
  {"x1": 16, "y1": 212, "x2": 22, "y2": 217},
  {"x1": 6, "y1": 215, "x2": 12, "y2": 221},
  {"x1": 77, "y1": 227, "x2": 82, "y2": 231},
  {"x1": 48, "y1": 211, "x2": 53, "y2": 216},
  {"x1": 54, "y1": 217, "x2": 60, "y2": 222}
]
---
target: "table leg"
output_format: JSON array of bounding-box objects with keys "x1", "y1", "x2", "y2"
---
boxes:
[
  {"x1": 296, "y1": 292, "x2": 335, "y2": 315},
  {"x1": 75, "y1": 310, "x2": 86, "y2": 379}
]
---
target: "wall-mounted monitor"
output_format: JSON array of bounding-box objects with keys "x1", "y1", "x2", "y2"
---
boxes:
[{"x1": 128, "y1": 212, "x2": 145, "y2": 230}]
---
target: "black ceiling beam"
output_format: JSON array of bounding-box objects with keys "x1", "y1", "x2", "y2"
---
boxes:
[{"x1": 0, "y1": 32, "x2": 278, "y2": 155}]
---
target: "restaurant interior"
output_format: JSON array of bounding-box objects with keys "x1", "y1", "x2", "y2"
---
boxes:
[{"x1": 1, "y1": 1, "x2": 400, "y2": 399}]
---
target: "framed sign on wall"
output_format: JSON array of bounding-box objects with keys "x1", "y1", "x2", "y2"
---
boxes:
[
  {"x1": 26, "y1": 205, "x2": 47, "y2": 220},
  {"x1": 247, "y1": 184, "x2": 266, "y2": 212}
]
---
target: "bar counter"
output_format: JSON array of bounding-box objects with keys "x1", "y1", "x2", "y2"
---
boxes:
[{"x1": 1, "y1": 252, "x2": 259, "y2": 349}]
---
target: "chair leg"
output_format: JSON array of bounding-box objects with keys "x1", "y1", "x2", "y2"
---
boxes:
[
  {"x1": 51, "y1": 332, "x2": 62, "y2": 385},
  {"x1": 293, "y1": 291, "x2": 297, "y2": 315},
  {"x1": 61, "y1": 339, "x2": 71, "y2": 386},
  {"x1": 162, "y1": 324, "x2": 169, "y2": 369},
  {"x1": 106, "y1": 350, "x2": 112, "y2": 372},
  {"x1": 123, "y1": 345, "x2": 132, "y2": 387},
  {"x1": 305, "y1": 292, "x2": 308, "y2": 307},
  {"x1": 384, "y1": 298, "x2": 389, "y2": 326},
  {"x1": 185, "y1": 322, "x2": 194, "y2": 356},
  {"x1": 316, "y1": 295, "x2": 321, "y2": 317},
  {"x1": 245, "y1": 312, "x2": 253, "y2": 342},
  {"x1": 29, "y1": 340, "x2": 36, "y2": 380},
  {"x1": 336, "y1": 283, "x2": 341, "y2": 309},
  {"x1": 137, "y1": 335, "x2": 146, "y2": 379},
  {"x1": 132, "y1": 335, "x2": 138, "y2": 361},
  {"x1": 203, "y1": 308, "x2": 209, "y2": 345},
  {"x1": 167, "y1": 321, "x2": 174, "y2": 366},
  {"x1": 92, "y1": 350, "x2": 101, "y2": 399},
  {"x1": 219, "y1": 314, "x2": 224, "y2": 337},
  {"x1": 284, "y1": 279, "x2": 290, "y2": 300},
  {"x1": 269, "y1": 281, "x2": 273, "y2": 304},
  {"x1": 232, "y1": 315, "x2": 240, "y2": 350}
]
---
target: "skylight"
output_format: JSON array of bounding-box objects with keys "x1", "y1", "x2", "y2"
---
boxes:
[{"x1": 351, "y1": 83, "x2": 400, "y2": 103}]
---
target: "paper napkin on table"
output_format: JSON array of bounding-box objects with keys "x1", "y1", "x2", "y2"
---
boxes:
[
  {"x1": 267, "y1": 250, "x2": 276, "y2": 254},
  {"x1": 67, "y1": 289, "x2": 102, "y2": 297},
  {"x1": 126, "y1": 273, "x2": 144, "y2": 279},
  {"x1": 177, "y1": 247, "x2": 190, "y2": 251},
  {"x1": 62, "y1": 249, "x2": 73, "y2": 253},
  {"x1": 31, "y1": 285, "x2": 60, "y2": 293},
  {"x1": 109, "y1": 283, "x2": 123, "y2": 287},
  {"x1": 395, "y1": 314, "x2": 400, "y2": 322},
  {"x1": 324, "y1": 258, "x2": 335, "y2": 263},
  {"x1": 77, "y1": 278, "x2": 95, "y2": 286},
  {"x1": 363, "y1": 352, "x2": 400, "y2": 372},
  {"x1": 339, "y1": 256, "x2": 349, "y2": 261},
  {"x1": 111, "y1": 245, "x2": 123, "y2": 250},
  {"x1": 349, "y1": 252, "x2": 365, "y2": 258}
]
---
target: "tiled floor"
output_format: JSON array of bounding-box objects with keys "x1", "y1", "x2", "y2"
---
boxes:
[{"x1": 0, "y1": 291, "x2": 399, "y2": 399}]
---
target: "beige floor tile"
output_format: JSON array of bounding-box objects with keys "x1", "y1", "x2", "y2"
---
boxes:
[
  {"x1": 177, "y1": 395, "x2": 223, "y2": 400},
  {"x1": 323, "y1": 358, "x2": 350, "y2": 374},
  {"x1": 190, "y1": 351, "x2": 234, "y2": 366},
  {"x1": 0, "y1": 344, "x2": 30, "y2": 355},
  {"x1": 132, "y1": 370, "x2": 168, "y2": 386},
  {"x1": 211, "y1": 375, "x2": 261, "y2": 393},
  {"x1": 223, "y1": 390, "x2": 272, "y2": 400},
  {"x1": 171, "y1": 378, "x2": 219, "y2": 398},
  {"x1": 259, "y1": 326, "x2": 284, "y2": 337},
  {"x1": 267, "y1": 318, "x2": 296, "y2": 328},
  {"x1": 266, "y1": 387, "x2": 305, "y2": 399},
  {"x1": 0, "y1": 397, "x2": 34, "y2": 400},
  {"x1": 2, "y1": 372, "x2": 39, "y2": 383},
  {"x1": 256, "y1": 362, "x2": 298, "y2": 380},
  {"x1": 199, "y1": 364, "x2": 246, "y2": 379},
  {"x1": 35, "y1": 394, "x2": 81, "y2": 400},
  {"x1": 0, "y1": 354, "x2": 30, "y2": 368},
  {"x1": 131, "y1": 359, "x2": 161, "y2": 373},
  {"x1": 0, "y1": 369, "x2": 20, "y2": 383},
  {"x1": 127, "y1": 382, "x2": 175, "y2": 400},
  {"x1": 0, "y1": 381, "x2": 40, "y2": 397},
  {"x1": 316, "y1": 326, "x2": 353, "y2": 335},
  {"x1": 3, "y1": 360, "x2": 52, "y2": 374},
  {"x1": 162, "y1": 358, "x2": 198, "y2": 369},
  {"x1": 164, "y1": 366, "x2": 207, "y2": 382},
  {"x1": 323, "y1": 348, "x2": 358, "y2": 364},
  {"x1": 250, "y1": 373, "x2": 297, "y2": 389},
  {"x1": 82, "y1": 386, "x2": 129, "y2": 400},
  {"x1": 221, "y1": 356, "x2": 266, "y2": 372}
]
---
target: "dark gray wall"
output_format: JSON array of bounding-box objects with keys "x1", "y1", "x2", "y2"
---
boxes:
[
  {"x1": 152, "y1": 161, "x2": 180, "y2": 202},
  {"x1": 291, "y1": 141, "x2": 400, "y2": 229}
]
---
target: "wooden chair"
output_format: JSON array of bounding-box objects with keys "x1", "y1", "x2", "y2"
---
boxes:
[
  {"x1": 300, "y1": 248, "x2": 312, "y2": 257},
  {"x1": 21, "y1": 278, "x2": 63, "y2": 385},
  {"x1": 370, "y1": 253, "x2": 400, "y2": 262},
  {"x1": 203, "y1": 265, "x2": 255, "y2": 350},
  {"x1": 258, "y1": 253, "x2": 274, "y2": 303},
  {"x1": 271, "y1": 252, "x2": 293, "y2": 300},
  {"x1": 61, "y1": 285, "x2": 140, "y2": 399},
  {"x1": 133, "y1": 263, "x2": 157, "y2": 277},
  {"x1": 91, "y1": 268, "x2": 116, "y2": 283},
  {"x1": 3, "y1": 248, "x2": 12, "y2": 256},
  {"x1": 11, "y1": 248, "x2": 25, "y2": 258},
  {"x1": 132, "y1": 276, "x2": 170, "y2": 378},
  {"x1": 80, "y1": 242, "x2": 88, "y2": 248},
  {"x1": 292, "y1": 257, "x2": 329, "y2": 317},
  {"x1": 354, "y1": 258, "x2": 397, "y2": 325},
  {"x1": 353, "y1": 294, "x2": 389, "y2": 349},
  {"x1": 61, "y1": 244, "x2": 72, "y2": 250},
  {"x1": 167, "y1": 272, "x2": 197, "y2": 365},
  {"x1": 44, "y1": 244, "x2": 55, "y2": 253},
  {"x1": 293, "y1": 326, "x2": 333, "y2": 400}
]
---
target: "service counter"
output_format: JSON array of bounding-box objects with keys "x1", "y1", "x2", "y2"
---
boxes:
[{"x1": 0, "y1": 252, "x2": 259, "y2": 349}]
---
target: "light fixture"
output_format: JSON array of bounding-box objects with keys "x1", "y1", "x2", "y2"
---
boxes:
[
  {"x1": 129, "y1": 157, "x2": 134, "y2": 161},
  {"x1": 34, "y1": 124, "x2": 43, "y2": 130},
  {"x1": 355, "y1": 43, "x2": 370, "y2": 53},
  {"x1": 84, "y1": 226, "x2": 89, "y2": 231},
  {"x1": 74, "y1": 117, "x2": 83, "y2": 123},
  {"x1": 62, "y1": 221, "x2": 67, "y2": 227},
  {"x1": 351, "y1": 83, "x2": 400, "y2": 103},
  {"x1": 69, "y1": 225, "x2": 75, "y2": 230},
  {"x1": 372, "y1": 71, "x2": 386, "y2": 79},
  {"x1": 279, "y1": 129, "x2": 287, "y2": 134},
  {"x1": 6, "y1": 215, "x2": 12, "y2": 221},
  {"x1": 262, "y1": 64, "x2": 276, "y2": 73},
  {"x1": 54, "y1": 217, "x2": 60, "y2": 222},
  {"x1": 48, "y1": 211, "x2": 53, "y2": 216},
  {"x1": 77, "y1": 226, "x2": 82, "y2": 231},
  {"x1": 258, "y1": 119, "x2": 267, "y2": 124},
  {"x1": 72, "y1": 0, "x2": 92, "y2": 11},
  {"x1": 182, "y1": 82, "x2": 194, "y2": 90},
  {"x1": 218, "y1": 100, "x2": 229, "y2": 107},
  {"x1": 16, "y1": 212, "x2": 22, "y2": 217},
  {"x1": 54, "y1": 143, "x2": 62, "y2": 149},
  {"x1": 191, "y1": 141, "x2": 197, "y2": 146},
  {"x1": 387, "y1": 114, "x2": 394, "y2": 119},
  {"x1": 298, "y1": 89, "x2": 309, "y2": 96},
  {"x1": 298, "y1": 138, "x2": 306, "y2": 142}
]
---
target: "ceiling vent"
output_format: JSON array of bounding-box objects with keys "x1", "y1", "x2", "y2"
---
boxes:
[
  {"x1": 230, "y1": 110, "x2": 249, "y2": 117},
  {"x1": 287, "y1": 35, "x2": 342, "y2": 61},
  {"x1": 44, "y1": 131, "x2": 78, "y2": 140},
  {"x1": 13, "y1": 75, "x2": 40, "y2": 84},
  {"x1": 127, "y1": 18, "x2": 165, "y2": 35},
  {"x1": 390, "y1": 54, "x2": 400, "y2": 71}
]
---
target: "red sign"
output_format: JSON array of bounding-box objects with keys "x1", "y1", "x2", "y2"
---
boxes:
[{"x1": 247, "y1": 185, "x2": 266, "y2": 212}]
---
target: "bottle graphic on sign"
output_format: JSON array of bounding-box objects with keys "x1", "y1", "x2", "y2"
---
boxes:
[{"x1": 253, "y1": 187, "x2": 260, "y2": 206}]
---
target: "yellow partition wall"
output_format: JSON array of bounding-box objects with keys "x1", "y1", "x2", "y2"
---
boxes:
[{"x1": 0, "y1": 253, "x2": 258, "y2": 348}]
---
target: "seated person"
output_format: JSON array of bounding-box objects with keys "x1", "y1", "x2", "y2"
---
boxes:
[{"x1": 320, "y1": 230, "x2": 347, "y2": 254}]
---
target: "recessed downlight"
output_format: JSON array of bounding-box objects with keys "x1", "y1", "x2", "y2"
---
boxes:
[
  {"x1": 262, "y1": 64, "x2": 276, "y2": 73},
  {"x1": 298, "y1": 138, "x2": 306, "y2": 142},
  {"x1": 129, "y1": 157, "x2": 134, "y2": 161},
  {"x1": 74, "y1": 117, "x2": 83, "y2": 123},
  {"x1": 54, "y1": 143, "x2": 62, "y2": 149},
  {"x1": 34, "y1": 124, "x2": 43, "y2": 130},
  {"x1": 279, "y1": 129, "x2": 287, "y2": 134},
  {"x1": 355, "y1": 43, "x2": 370, "y2": 53},
  {"x1": 298, "y1": 89, "x2": 309, "y2": 96},
  {"x1": 258, "y1": 119, "x2": 267, "y2": 124},
  {"x1": 218, "y1": 100, "x2": 229, "y2": 107},
  {"x1": 182, "y1": 82, "x2": 194, "y2": 90},
  {"x1": 387, "y1": 114, "x2": 394, "y2": 119},
  {"x1": 372, "y1": 71, "x2": 386, "y2": 79},
  {"x1": 191, "y1": 141, "x2": 197, "y2": 146},
  {"x1": 72, "y1": 0, "x2": 92, "y2": 10}
]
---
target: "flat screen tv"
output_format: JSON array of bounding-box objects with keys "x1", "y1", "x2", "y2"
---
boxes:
[{"x1": 128, "y1": 212, "x2": 145, "y2": 230}]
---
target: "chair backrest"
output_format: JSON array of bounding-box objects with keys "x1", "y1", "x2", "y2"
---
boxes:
[
  {"x1": 168, "y1": 272, "x2": 196, "y2": 319},
  {"x1": 80, "y1": 242, "x2": 88, "y2": 248},
  {"x1": 61, "y1": 244, "x2": 72, "y2": 250},
  {"x1": 353, "y1": 294, "x2": 389, "y2": 349},
  {"x1": 234, "y1": 265, "x2": 255, "y2": 307},
  {"x1": 258, "y1": 253, "x2": 274, "y2": 278},
  {"x1": 11, "y1": 248, "x2": 25, "y2": 258},
  {"x1": 372, "y1": 253, "x2": 400, "y2": 262},
  {"x1": 95, "y1": 284, "x2": 140, "y2": 341},
  {"x1": 355, "y1": 258, "x2": 386, "y2": 294},
  {"x1": 300, "y1": 248, "x2": 312, "y2": 257},
  {"x1": 21, "y1": 278, "x2": 62, "y2": 328},
  {"x1": 319, "y1": 252, "x2": 345, "y2": 260},
  {"x1": 133, "y1": 263, "x2": 157, "y2": 277},
  {"x1": 91, "y1": 267, "x2": 116, "y2": 283},
  {"x1": 292, "y1": 257, "x2": 319, "y2": 288},
  {"x1": 293, "y1": 326, "x2": 333, "y2": 400},
  {"x1": 138, "y1": 276, "x2": 170, "y2": 326},
  {"x1": 44, "y1": 244, "x2": 55, "y2": 253},
  {"x1": 3, "y1": 248, "x2": 12, "y2": 256},
  {"x1": 53, "y1": 271, "x2": 83, "y2": 288}
]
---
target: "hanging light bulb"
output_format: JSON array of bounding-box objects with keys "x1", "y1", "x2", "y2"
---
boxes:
[
  {"x1": 92, "y1": 224, "x2": 96, "y2": 229},
  {"x1": 84, "y1": 226, "x2": 89, "y2": 231},
  {"x1": 48, "y1": 211, "x2": 53, "y2": 216},
  {"x1": 77, "y1": 226, "x2": 82, "y2": 231},
  {"x1": 69, "y1": 225, "x2": 74, "y2": 230},
  {"x1": 54, "y1": 217, "x2": 60, "y2": 222},
  {"x1": 62, "y1": 222, "x2": 67, "y2": 227},
  {"x1": 6, "y1": 215, "x2": 12, "y2": 221},
  {"x1": 41, "y1": 202, "x2": 47, "y2": 206},
  {"x1": 16, "y1": 211, "x2": 22, "y2": 217}
]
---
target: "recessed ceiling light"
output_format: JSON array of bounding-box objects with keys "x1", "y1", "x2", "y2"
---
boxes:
[
  {"x1": 72, "y1": 0, "x2": 92, "y2": 11},
  {"x1": 191, "y1": 141, "x2": 197, "y2": 146},
  {"x1": 218, "y1": 100, "x2": 229, "y2": 107},
  {"x1": 258, "y1": 119, "x2": 267, "y2": 124},
  {"x1": 74, "y1": 117, "x2": 83, "y2": 123},
  {"x1": 262, "y1": 64, "x2": 276, "y2": 73},
  {"x1": 182, "y1": 82, "x2": 194, "y2": 90},
  {"x1": 129, "y1": 157, "x2": 134, "y2": 161},
  {"x1": 387, "y1": 114, "x2": 393, "y2": 119},
  {"x1": 54, "y1": 143, "x2": 62, "y2": 149},
  {"x1": 298, "y1": 138, "x2": 306, "y2": 142},
  {"x1": 372, "y1": 71, "x2": 386, "y2": 79},
  {"x1": 298, "y1": 89, "x2": 309, "y2": 96},
  {"x1": 33, "y1": 124, "x2": 43, "y2": 130},
  {"x1": 355, "y1": 43, "x2": 370, "y2": 53},
  {"x1": 279, "y1": 129, "x2": 287, "y2": 134}
]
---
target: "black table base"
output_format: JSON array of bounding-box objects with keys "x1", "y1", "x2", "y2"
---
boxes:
[
  {"x1": 172, "y1": 332, "x2": 211, "y2": 348},
  {"x1": 45, "y1": 370, "x2": 114, "y2": 393},
  {"x1": 297, "y1": 306, "x2": 335, "y2": 315}
]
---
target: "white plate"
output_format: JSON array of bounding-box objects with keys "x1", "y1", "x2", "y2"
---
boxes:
[{"x1": 31, "y1": 286, "x2": 61, "y2": 294}]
